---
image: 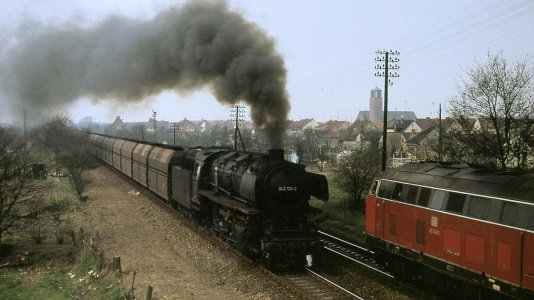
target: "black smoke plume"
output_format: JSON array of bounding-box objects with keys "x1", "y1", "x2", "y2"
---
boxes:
[{"x1": 1, "y1": 1, "x2": 289, "y2": 147}]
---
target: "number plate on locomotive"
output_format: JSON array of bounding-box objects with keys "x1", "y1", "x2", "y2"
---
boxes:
[{"x1": 278, "y1": 186, "x2": 298, "y2": 192}]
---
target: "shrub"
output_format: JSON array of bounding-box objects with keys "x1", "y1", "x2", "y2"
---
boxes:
[{"x1": 31, "y1": 226, "x2": 47, "y2": 244}]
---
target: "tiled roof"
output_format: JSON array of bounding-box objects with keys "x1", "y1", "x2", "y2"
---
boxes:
[
  {"x1": 405, "y1": 127, "x2": 437, "y2": 145},
  {"x1": 288, "y1": 118, "x2": 315, "y2": 130}
]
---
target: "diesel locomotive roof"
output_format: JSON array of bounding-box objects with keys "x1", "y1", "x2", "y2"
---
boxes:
[{"x1": 382, "y1": 163, "x2": 534, "y2": 203}]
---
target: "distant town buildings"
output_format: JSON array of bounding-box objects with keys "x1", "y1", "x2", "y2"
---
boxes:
[{"x1": 80, "y1": 84, "x2": 532, "y2": 168}]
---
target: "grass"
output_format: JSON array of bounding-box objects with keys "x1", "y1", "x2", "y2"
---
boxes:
[
  {"x1": 0, "y1": 257, "x2": 123, "y2": 300},
  {"x1": 46, "y1": 197, "x2": 71, "y2": 213},
  {"x1": 0, "y1": 170, "x2": 121, "y2": 299},
  {"x1": 310, "y1": 173, "x2": 367, "y2": 243}
]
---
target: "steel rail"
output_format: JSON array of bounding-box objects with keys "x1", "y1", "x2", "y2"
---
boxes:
[
  {"x1": 318, "y1": 231, "x2": 395, "y2": 279},
  {"x1": 317, "y1": 230, "x2": 374, "y2": 254},
  {"x1": 305, "y1": 267, "x2": 365, "y2": 299}
]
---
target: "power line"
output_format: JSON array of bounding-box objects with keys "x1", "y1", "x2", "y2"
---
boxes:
[{"x1": 292, "y1": 1, "x2": 533, "y2": 95}]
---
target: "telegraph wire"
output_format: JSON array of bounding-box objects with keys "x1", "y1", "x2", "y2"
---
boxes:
[{"x1": 292, "y1": 0, "x2": 532, "y2": 93}]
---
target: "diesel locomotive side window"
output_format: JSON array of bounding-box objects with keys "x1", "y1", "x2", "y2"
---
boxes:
[
  {"x1": 429, "y1": 190, "x2": 446, "y2": 210},
  {"x1": 529, "y1": 218, "x2": 534, "y2": 231},
  {"x1": 468, "y1": 196, "x2": 503, "y2": 222},
  {"x1": 467, "y1": 196, "x2": 490, "y2": 219},
  {"x1": 513, "y1": 204, "x2": 534, "y2": 229},
  {"x1": 528, "y1": 207, "x2": 534, "y2": 230},
  {"x1": 392, "y1": 183, "x2": 404, "y2": 201},
  {"x1": 405, "y1": 185, "x2": 419, "y2": 204},
  {"x1": 487, "y1": 199, "x2": 504, "y2": 222},
  {"x1": 500, "y1": 202, "x2": 518, "y2": 226},
  {"x1": 445, "y1": 192, "x2": 466, "y2": 214},
  {"x1": 377, "y1": 180, "x2": 395, "y2": 199},
  {"x1": 417, "y1": 187, "x2": 432, "y2": 207}
]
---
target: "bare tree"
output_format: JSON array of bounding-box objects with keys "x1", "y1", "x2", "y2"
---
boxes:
[
  {"x1": 334, "y1": 144, "x2": 381, "y2": 211},
  {"x1": 449, "y1": 52, "x2": 534, "y2": 169},
  {"x1": 292, "y1": 129, "x2": 328, "y2": 167},
  {"x1": 34, "y1": 115, "x2": 94, "y2": 201},
  {"x1": 0, "y1": 128, "x2": 48, "y2": 247},
  {"x1": 33, "y1": 115, "x2": 73, "y2": 175},
  {"x1": 59, "y1": 131, "x2": 94, "y2": 201}
]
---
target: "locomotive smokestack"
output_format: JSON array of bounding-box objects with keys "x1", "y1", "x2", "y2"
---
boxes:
[
  {"x1": 0, "y1": 0, "x2": 289, "y2": 148},
  {"x1": 268, "y1": 149, "x2": 284, "y2": 160}
]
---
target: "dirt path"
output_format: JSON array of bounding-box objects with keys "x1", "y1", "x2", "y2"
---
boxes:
[{"x1": 71, "y1": 166, "x2": 292, "y2": 299}]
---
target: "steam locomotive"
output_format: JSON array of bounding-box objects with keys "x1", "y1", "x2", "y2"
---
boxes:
[
  {"x1": 87, "y1": 133, "x2": 329, "y2": 267},
  {"x1": 365, "y1": 162, "x2": 534, "y2": 299}
]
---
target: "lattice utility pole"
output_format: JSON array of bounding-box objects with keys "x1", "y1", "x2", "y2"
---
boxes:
[
  {"x1": 375, "y1": 50, "x2": 400, "y2": 171},
  {"x1": 152, "y1": 110, "x2": 157, "y2": 143},
  {"x1": 23, "y1": 109, "x2": 27, "y2": 138},
  {"x1": 230, "y1": 105, "x2": 246, "y2": 151},
  {"x1": 439, "y1": 103, "x2": 442, "y2": 163},
  {"x1": 170, "y1": 122, "x2": 179, "y2": 146}
]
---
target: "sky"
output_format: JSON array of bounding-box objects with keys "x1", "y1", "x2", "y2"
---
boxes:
[{"x1": 1, "y1": 0, "x2": 533, "y2": 125}]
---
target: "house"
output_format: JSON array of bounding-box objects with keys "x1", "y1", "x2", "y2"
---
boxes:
[
  {"x1": 315, "y1": 120, "x2": 351, "y2": 149},
  {"x1": 106, "y1": 116, "x2": 126, "y2": 136},
  {"x1": 110, "y1": 116, "x2": 124, "y2": 131},
  {"x1": 386, "y1": 119, "x2": 422, "y2": 135},
  {"x1": 404, "y1": 127, "x2": 439, "y2": 161},
  {"x1": 416, "y1": 118, "x2": 439, "y2": 131},
  {"x1": 379, "y1": 132, "x2": 408, "y2": 159},
  {"x1": 346, "y1": 120, "x2": 378, "y2": 137},
  {"x1": 404, "y1": 118, "x2": 466, "y2": 162},
  {"x1": 287, "y1": 119, "x2": 319, "y2": 137},
  {"x1": 179, "y1": 118, "x2": 196, "y2": 132},
  {"x1": 472, "y1": 118, "x2": 496, "y2": 134},
  {"x1": 340, "y1": 120, "x2": 380, "y2": 149}
]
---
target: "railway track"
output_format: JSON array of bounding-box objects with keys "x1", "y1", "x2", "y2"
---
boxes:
[
  {"x1": 318, "y1": 231, "x2": 394, "y2": 279},
  {"x1": 280, "y1": 268, "x2": 363, "y2": 300},
  {"x1": 120, "y1": 167, "x2": 361, "y2": 299}
]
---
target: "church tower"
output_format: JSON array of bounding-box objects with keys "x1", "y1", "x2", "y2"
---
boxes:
[{"x1": 369, "y1": 87, "x2": 383, "y2": 124}]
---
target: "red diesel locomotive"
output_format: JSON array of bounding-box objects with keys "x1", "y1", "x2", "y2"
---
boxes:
[{"x1": 365, "y1": 163, "x2": 534, "y2": 299}]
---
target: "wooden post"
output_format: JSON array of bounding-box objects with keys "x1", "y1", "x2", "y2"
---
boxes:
[
  {"x1": 112, "y1": 256, "x2": 122, "y2": 276},
  {"x1": 77, "y1": 227, "x2": 85, "y2": 252},
  {"x1": 145, "y1": 285, "x2": 153, "y2": 300},
  {"x1": 97, "y1": 250, "x2": 104, "y2": 272},
  {"x1": 131, "y1": 271, "x2": 137, "y2": 295},
  {"x1": 78, "y1": 227, "x2": 86, "y2": 257}
]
